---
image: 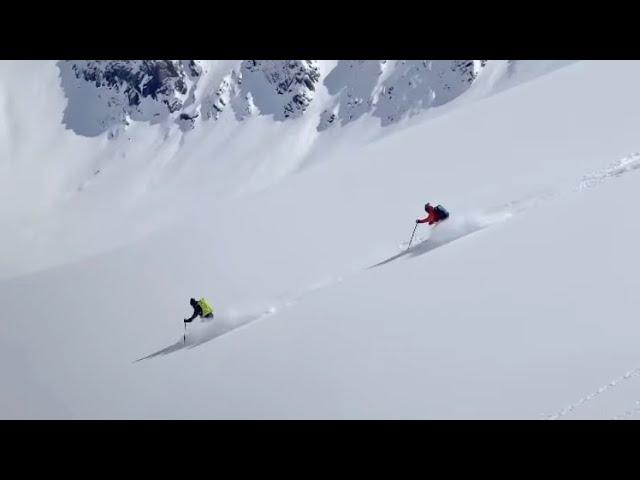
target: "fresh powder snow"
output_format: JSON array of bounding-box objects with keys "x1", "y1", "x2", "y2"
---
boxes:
[{"x1": 1, "y1": 60, "x2": 639, "y2": 419}]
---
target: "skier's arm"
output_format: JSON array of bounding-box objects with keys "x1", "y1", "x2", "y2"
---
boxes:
[
  {"x1": 416, "y1": 216, "x2": 429, "y2": 224},
  {"x1": 426, "y1": 211, "x2": 439, "y2": 225},
  {"x1": 184, "y1": 305, "x2": 202, "y2": 322}
]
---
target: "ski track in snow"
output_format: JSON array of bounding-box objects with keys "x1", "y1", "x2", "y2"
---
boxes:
[
  {"x1": 136, "y1": 277, "x2": 348, "y2": 361},
  {"x1": 138, "y1": 151, "x2": 640, "y2": 364},
  {"x1": 540, "y1": 154, "x2": 640, "y2": 419},
  {"x1": 374, "y1": 150, "x2": 640, "y2": 271},
  {"x1": 135, "y1": 308, "x2": 276, "y2": 361},
  {"x1": 576, "y1": 153, "x2": 640, "y2": 192},
  {"x1": 370, "y1": 191, "x2": 554, "y2": 269},
  {"x1": 544, "y1": 367, "x2": 640, "y2": 420},
  {"x1": 371, "y1": 216, "x2": 495, "y2": 268}
]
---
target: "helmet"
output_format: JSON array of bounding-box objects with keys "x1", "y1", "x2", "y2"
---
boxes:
[
  {"x1": 190, "y1": 298, "x2": 197, "y2": 306},
  {"x1": 425, "y1": 203, "x2": 432, "y2": 212}
]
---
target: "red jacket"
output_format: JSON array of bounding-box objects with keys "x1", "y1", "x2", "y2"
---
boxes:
[{"x1": 417, "y1": 205, "x2": 442, "y2": 225}]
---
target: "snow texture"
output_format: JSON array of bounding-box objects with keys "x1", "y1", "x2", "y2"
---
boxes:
[{"x1": 5, "y1": 60, "x2": 640, "y2": 419}]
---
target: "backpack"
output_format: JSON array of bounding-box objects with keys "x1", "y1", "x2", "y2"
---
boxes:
[
  {"x1": 435, "y1": 205, "x2": 449, "y2": 220},
  {"x1": 198, "y1": 298, "x2": 214, "y2": 316}
]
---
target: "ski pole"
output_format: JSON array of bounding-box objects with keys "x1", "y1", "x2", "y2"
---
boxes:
[
  {"x1": 407, "y1": 223, "x2": 418, "y2": 249},
  {"x1": 184, "y1": 322, "x2": 187, "y2": 344}
]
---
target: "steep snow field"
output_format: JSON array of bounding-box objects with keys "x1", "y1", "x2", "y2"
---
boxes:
[{"x1": 2, "y1": 60, "x2": 639, "y2": 418}]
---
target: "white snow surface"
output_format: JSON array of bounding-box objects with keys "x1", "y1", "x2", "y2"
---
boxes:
[{"x1": 1, "y1": 60, "x2": 640, "y2": 418}]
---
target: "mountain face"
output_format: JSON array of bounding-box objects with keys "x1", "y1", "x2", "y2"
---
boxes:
[
  {"x1": 59, "y1": 60, "x2": 489, "y2": 137},
  {"x1": 319, "y1": 60, "x2": 486, "y2": 130},
  {"x1": 59, "y1": 60, "x2": 201, "y2": 137}
]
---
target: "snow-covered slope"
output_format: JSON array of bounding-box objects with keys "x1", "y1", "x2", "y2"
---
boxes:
[
  {"x1": 0, "y1": 60, "x2": 567, "y2": 279},
  {"x1": 5, "y1": 60, "x2": 638, "y2": 419}
]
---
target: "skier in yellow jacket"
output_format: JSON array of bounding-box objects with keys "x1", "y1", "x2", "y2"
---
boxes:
[{"x1": 184, "y1": 298, "x2": 214, "y2": 323}]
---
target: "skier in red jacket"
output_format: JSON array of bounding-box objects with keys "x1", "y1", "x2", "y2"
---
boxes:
[{"x1": 416, "y1": 203, "x2": 449, "y2": 225}]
